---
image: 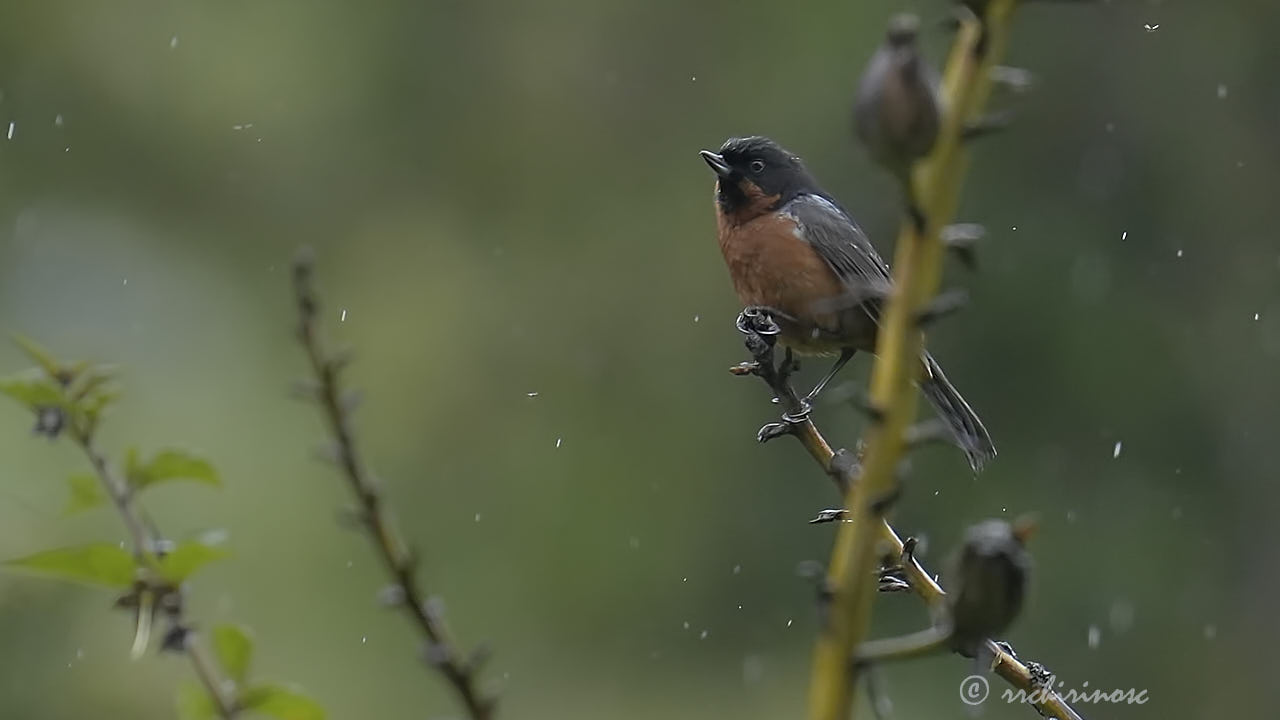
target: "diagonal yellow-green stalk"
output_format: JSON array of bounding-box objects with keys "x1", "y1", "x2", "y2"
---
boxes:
[{"x1": 807, "y1": 3, "x2": 1029, "y2": 719}]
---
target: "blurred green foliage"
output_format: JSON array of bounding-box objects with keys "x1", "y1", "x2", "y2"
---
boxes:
[{"x1": 1, "y1": 0, "x2": 1276, "y2": 718}]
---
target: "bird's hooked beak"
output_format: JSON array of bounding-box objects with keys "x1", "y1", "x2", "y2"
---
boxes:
[{"x1": 699, "y1": 150, "x2": 734, "y2": 179}]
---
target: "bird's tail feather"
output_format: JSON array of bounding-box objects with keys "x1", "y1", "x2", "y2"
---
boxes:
[{"x1": 919, "y1": 353, "x2": 996, "y2": 473}]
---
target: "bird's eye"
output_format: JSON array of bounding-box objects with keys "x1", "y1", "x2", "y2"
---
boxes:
[{"x1": 749, "y1": 159, "x2": 765, "y2": 174}]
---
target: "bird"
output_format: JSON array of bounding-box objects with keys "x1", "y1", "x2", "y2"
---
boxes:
[
  {"x1": 699, "y1": 135, "x2": 995, "y2": 472},
  {"x1": 853, "y1": 13, "x2": 941, "y2": 205}
]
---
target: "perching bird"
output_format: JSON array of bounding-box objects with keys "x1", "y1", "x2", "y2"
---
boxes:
[
  {"x1": 700, "y1": 136, "x2": 995, "y2": 472},
  {"x1": 853, "y1": 14, "x2": 942, "y2": 189}
]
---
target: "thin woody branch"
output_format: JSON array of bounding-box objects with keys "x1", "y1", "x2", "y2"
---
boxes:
[{"x1": 291, "y1": 249, "x2": 494, "y2": 720}]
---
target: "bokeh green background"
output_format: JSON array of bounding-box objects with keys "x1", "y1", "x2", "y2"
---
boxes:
[{"x1": 1, "y1": 1, "x2": 1276, "y2": 717}]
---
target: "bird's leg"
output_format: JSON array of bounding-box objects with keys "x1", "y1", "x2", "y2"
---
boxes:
[{"x1": 803, "y1": 348, "x2": 856, "y2": 405}]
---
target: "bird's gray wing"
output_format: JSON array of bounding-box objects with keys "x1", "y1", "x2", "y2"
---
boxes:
[{"x1": 781, "y1": 193, "x2": 892, "y2": 317}]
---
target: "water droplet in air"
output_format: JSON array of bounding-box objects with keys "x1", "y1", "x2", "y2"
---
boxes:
[
  {"x1": 732, "y1": 564, "x2": 741, "y2": 575},
  {"x1": 1121, "y1": 230, "x2": 1128, "y2": 241},
  {"x1": 1087, "y1": 625, "x2": 1101, "y2": 648},
  {"x1": 1176, "y1": 249, "x2": 1183, "y2": 258},
  {"x1": 6, "y1": 122, "x2": 14, "y2": 140},
  {"x1": 170, "y1": 35, "x2": 179, "y2": 49},
  {"x1": 683, "y1": 621, "x2": 690, "y2": 630},
  {"x1": 340, "y1": 309, "x2": 347, "y2": 322},
  {"x1": 1109, "y1": 600, "x2": 1135, "y2": 633},
  {"x1": 361, "y1": 635, "x2": 367, "y2": 644},
  {"x1": 526, "y1": 391, "x2": 539, "y2": 397},
  {"x1": 1217, "y1": 83, "x2": 1228, "y2": 99},
  {"x1": 1143, "y1": 23, "x2": 1160, "y2": 32},
  {"x1": 1254, "y1": 313, "x2": 1260, "y2": 321},
  {"x1": 474, "y1": 512, "x2": 481, "y2": 522},
  {"x1": 699, "y1": 629, "x2": 709, "y2": 640},
  {"x1": 555, "y1": 437, "x2": 562, "y2": 448},
  {"x1": 786, "y1": 619, "x2": 793, "y2": 627},
  {"x1": 1113, "y1": 441, "x2": 1122, "y2": 458},
  {"x1": 54, "y1": 114, "x2": 64, "y2": 127}
]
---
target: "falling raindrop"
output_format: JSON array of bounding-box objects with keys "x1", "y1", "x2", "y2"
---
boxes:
[
  {"x1": 340, "y1": 309, "x2": 347, "y2": 322},
  {"x1": 732, "y1": 564, "x2": 741, "y2": 575},
  {"x1": 555, "y1": 437, "x2": 563, "y2": 448},
  {"x1": 699, "y1": 629, "x2": 709, "y2": 640},
  {"x1": 1143, "y1": 23, "x2": 1160, "y2": 32},
  {"x1": 1087, "y1": 625, "x2": 1101, "y2": 649},
  {"x1": 1109, "y1": 600, "x2": 1135, "y2": 633},
  {"x1": 474, "y1": 513, "x2": 481, "y2": 522},
  {"x1": 1217, "y1": 83, "x2": 1228, "y2": 99},
  {"x1": 1176, "y1": 249, "x2": 1183, "y2": 258},
  {"x1": 6, "y1": 122, "x2": 13, "y2": 140},
  {"x1": 54, "y1": 114, "x2": 64, "y2": 127},
  {"x1": 1113, "y1": 441, "x2": 1122, "y2": 458},
  {"x1": 526, "y1": 391, "x2": 539, "y2": 397},
  {"x1": 1120, "y1": 230, "x2": 1128, "y2": 241},
  {"x1": 170, "y1": 35, "x2": 179, "y2": 49},
  {"x1": 786, "y1": 619, "x2": 793, "y2": 627},
  {"x1": 361, "y1": 636, "x2": 368, "y2": 644}
]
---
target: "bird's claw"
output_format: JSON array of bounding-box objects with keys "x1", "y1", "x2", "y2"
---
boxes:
[{"x1": 736, "y1": 306, "x2": 781, "y2": 337}]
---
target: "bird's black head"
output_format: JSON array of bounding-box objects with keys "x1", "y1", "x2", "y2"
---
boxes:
[{"x1": 700, "y1": 136, "x2": 820, "y2": 221}]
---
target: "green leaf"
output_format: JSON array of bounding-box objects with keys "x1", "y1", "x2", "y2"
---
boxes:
[
  {"x1": 4, "y1": 543, "x2": 137, "y2": 588},
  {"x1": 64, "y1": 472, "x2": 107, "y2": 514},
  {"x1": 239, "y1": 685, "x2": 325, "y2": 720},
  {"x1": 127, "y1": 448, "x2": 220, "y2": 491},
  {"x1": 175, "y1": 681, "x2": 218, "y2": 720},
  {"x1": 11, "y1": 334, "x2": 62, "y2": 377},
  {"x1": 212, "y1": 624, "x2": 254, "y2": 684},
  {"x1": 0, "y1": 370, "x2": 65, "y2": 410},
  {"x1": 157, "y1": 539, "x2": 229, "y2": 584}
]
